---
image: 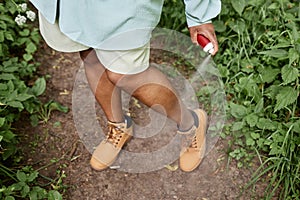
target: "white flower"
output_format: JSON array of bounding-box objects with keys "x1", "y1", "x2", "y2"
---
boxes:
[
  {"x1": 19, "y1": 3, "x2": 27, "y2": 12},
  {"x1": 26, "y1": 10, "x2": 36, "y2": 21},
  {"x1": 15, "y1": 14, "x2": 27, "y2": 26}
]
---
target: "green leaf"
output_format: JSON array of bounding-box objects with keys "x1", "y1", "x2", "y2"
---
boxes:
[
  {"x1": 2, "y1": 145, "x2": 17, "y2": 160},
  {"x1": 246, "y1": 137, "x2": 255, "y2": 146},
  {"x1": 213, "y1": 20, "x2": 226, "y2": 32},
  {"x1": 21, "y1": 184, "x2": 30, "y2": 198},
  {"x1": 16, "y1": 171, "x2": 27, "y2": 182},
  {"x1": 0, "y1": 117, "x2": 5, "y2": 127},
  {"x1": 5, "y1": 196, "x2": 15, "y2": 200},
  {"x1": 27, "y1": 171, "x2": 39, "y2": 182},
  {"x1": 19, "y1": 29, "x2": 30, "y2": 37},
  {"x1": 0, "y1": 31, "x2": 4, "y2": 42},
  {"x1": 281, "y1": 65, "x2": 299, "y2": 85},
  {"x1": 289, "y1": 48, "x2": 299, "y2": 65},
  {"x1": 7, "y1": 101, "x2": 24, "y2": 110},
  {"x1": 238, "y1": 77, "x2": 261, "y2": 102},
  {"x1": 275, "y1": 87, "x2": 299, "y2": 111},
  {"x1": 256, "y1": 118, "x2": 277, "y2": 131},
  {"x1": 258, "y1": 49, "x2": 288, "y2": 58},
  {"x1": 232, "y1": 121, "x2": 244, "y2": 131},
  {"x1": 0, "y1": 73, "x2": 15, "y2": 80},
  {"x1": 228, "y1": 20, "x2": 246, "y2": 34},
  {"x1": 48, "y1": 190, "x2": 63, "y2": 200},
  {"x1": 30, "y1": 114, "x2": 40, "y2": 127},
  {"x1": 230, "y1": 102, "x2": 248, "y2": 119},
  {"x1": 30, "y1": 186, "x2": 48, "y2": 200},
  {"x1": 15, "y1": 94, "x2": 34, "y2": 102},
  {"x1": 46, "y1": 101, "x2": 68, "y2": 113},
  {"x1": 254, "y1": 98, "x2": 264, "y2": 113},
  {"x1": 269, "y1": 143, "x2": 282, "y2": 155},
  {"x1": 29, "y1": 190, "x2": 38, "y2": 200},
  {"x1": 268, "y1": 3, "x2": 279, "y2": 9},
  {"x1": 245, "y1": 114, "x2": 258, "y2": 127},
  {"x1": 293, "y1": 120, "x2": 300, "y2": 133},
  {"x1": 1, "y1": 130, "x2": 16, "y2": 142},
  {"x1": 23, "y1": 54, "x2": 33, "y2": 61},
  {"x1": 31, "y1": 77, "x2": 46, "y2": 96},
  {"x1": 258, "y1": 66, "x2": 280, "y2": 83},
  {"x1": 4, "y1": 32, "x2": 14, "y2": 41},
  {"x1": 250, "y1": 132, "x2": 260, "y2": 140},
  {"x1": 231, "y1": 0, "x2": 247, "y2": 15},
  {"x1": 25, "y1": 42, "x2": 37, "y2": 54},
  {"x1": 3, "y1": 66, "x2": 19, "y2": 73}
]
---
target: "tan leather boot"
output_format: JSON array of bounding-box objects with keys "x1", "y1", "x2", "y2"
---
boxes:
[
  {"x1": 90, "y1": 116, "x2": 133, "y2": 171},
  {"x1": 178, "y1": 109, "x2": 207, "y2": 172}
]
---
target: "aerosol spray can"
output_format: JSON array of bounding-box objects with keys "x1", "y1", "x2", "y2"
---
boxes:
[{"x1": 197, "y1": 34, "x2": 214, "y2": 55}]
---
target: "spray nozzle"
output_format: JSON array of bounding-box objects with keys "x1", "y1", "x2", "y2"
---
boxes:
[{"x1": 197, "y1": 34, "x2": 214, "y2": 55}]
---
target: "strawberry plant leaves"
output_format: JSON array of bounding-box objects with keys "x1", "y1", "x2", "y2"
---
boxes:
[
  {"x1": 231, "y1": 0, "x2": 247, "y2": 16},
  {"x1": 281, "y1": 65, "x2": 299, "y2": 85},
  {"x1": 275, "y1": 87, "x2": 299, "y2": 111}
]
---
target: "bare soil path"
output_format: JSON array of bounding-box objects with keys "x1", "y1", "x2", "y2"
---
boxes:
[{"x1": 17, "y1": 42, "x2": 267, "y2": 200}]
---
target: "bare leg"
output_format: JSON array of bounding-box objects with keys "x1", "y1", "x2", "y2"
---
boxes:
[
  {"x1": 106, "y1": 67, "x2": 195, "y2": 131},
  {"x1": 79, "y1": 49, "x2": 124, "y2": 122}
]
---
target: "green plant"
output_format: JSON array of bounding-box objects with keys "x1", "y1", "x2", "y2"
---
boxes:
[
  {"x1": 0, "y1": 166, "x2": 63, "y2": 200},
  {"x1": 214, "y1": 0, "x2": 300, "y2": 199},
  {"x1": 0, "y1": 0, "x2": 66, "y2": 199},
  {"x1": 160, "y1": 0, "x2": 300, "y2": 199}
]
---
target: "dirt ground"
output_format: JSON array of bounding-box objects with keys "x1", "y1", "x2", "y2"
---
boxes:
[{"x1": 16, "y1": 41, "x2": 269, "y2": 200}]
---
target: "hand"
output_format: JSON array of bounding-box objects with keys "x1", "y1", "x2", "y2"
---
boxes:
[{"x1": 189, "y1": 23, "x2": 219, "y2": 55}]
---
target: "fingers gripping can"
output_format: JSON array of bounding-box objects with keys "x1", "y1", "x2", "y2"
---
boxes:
[{"x1": 197, "y1": 34, "x2": 214, "y2": 54}]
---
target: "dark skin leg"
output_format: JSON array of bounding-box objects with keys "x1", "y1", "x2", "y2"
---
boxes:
[
  {"x1": 79, "y1": 49, "x2": 124, "y2": 123},
  {"x1": 106, "y1": 67, "x2": 194, "y2": 130},
  {"x1": 80, "y1": 49, "x2": 194, "y2": 130}
]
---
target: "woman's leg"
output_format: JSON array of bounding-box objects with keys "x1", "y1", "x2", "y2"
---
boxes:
[{"x1": 79, "y1": 49, "x2": 124, "y2": 123}]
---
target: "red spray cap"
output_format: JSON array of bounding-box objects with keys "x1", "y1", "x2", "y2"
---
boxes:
[{"x1": 197, "y1": 34, "x2": 214, "y2": 54}]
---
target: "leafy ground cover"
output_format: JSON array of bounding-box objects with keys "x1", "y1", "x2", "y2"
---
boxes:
[
  {"x1": 0, "y1": 0, "x2": 66, "y2": 199},
  {"x1": 161, "y1": 0, "x2": 300, "y2": 199},
  {"x1": 160, "y1": 0, "x2": 300, "y2": 199}
]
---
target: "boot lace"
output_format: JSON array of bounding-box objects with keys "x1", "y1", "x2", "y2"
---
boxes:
[
  {"x1": 180, "y1": 128, "x2": 198, "y2": 150},
  {"x1": 105, "y1": 124, "x2": 125, "y2": 148},
  {"x1": 190, "y1": 135, "x2": 198, "y2": 148}
]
